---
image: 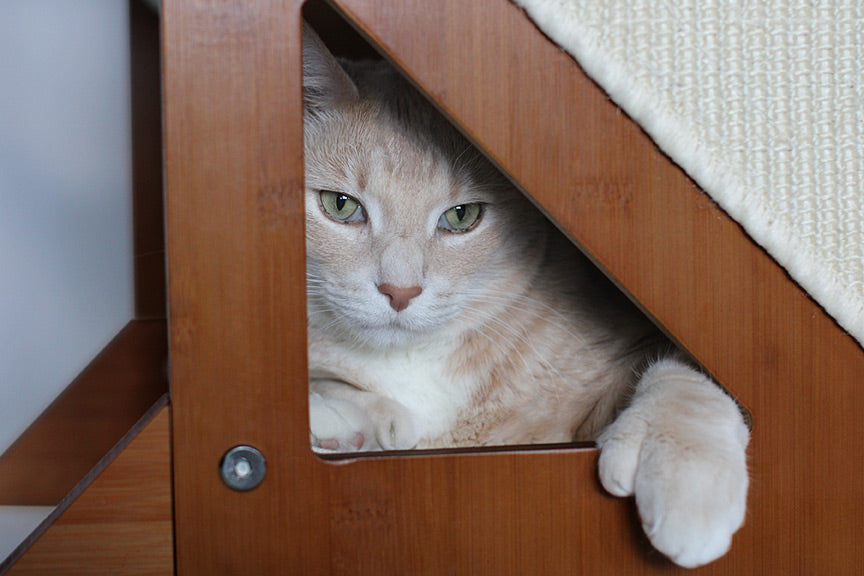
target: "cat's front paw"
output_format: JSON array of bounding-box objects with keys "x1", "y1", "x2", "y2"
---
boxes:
[
  {"x1": 310, "y1": 392, "x2": 379, "y2": 452},
  {"x1": 597, "y1": 361, "x2": 749, "y2": 568},
  {"x1": 309, "y1": 392, "x2": 419, "y2": 453},
  {"x1": 365, "y1": 395, "x2": 420, "y2": 451}
]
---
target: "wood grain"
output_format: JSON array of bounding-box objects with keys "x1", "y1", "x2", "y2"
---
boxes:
[
  {"x1": 4, "y1": 405, "x2": 173, "y2": 576},
  {"x1": 163, "y1": 1, "x2": 319, "y2": 572},
  {"x1": 165, "y1": 0, "x2": 864, "y2": 573}
]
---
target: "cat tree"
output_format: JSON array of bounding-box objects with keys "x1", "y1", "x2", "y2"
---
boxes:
[{"x1": 5, "y1": 0, "x2": 863, "y2": 573}]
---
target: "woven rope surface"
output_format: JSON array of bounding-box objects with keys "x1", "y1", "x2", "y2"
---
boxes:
[{"x1": 515, "y1": 0, "x2": 864, "y2": 346}]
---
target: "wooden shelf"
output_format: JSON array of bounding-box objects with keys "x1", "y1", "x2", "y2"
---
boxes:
[
  {"x1": 3, "y1": 402, "x2": 173, "y2": 576},
  {"x1": 0, "y1": 320, "x2": 168, "y2": 507}
]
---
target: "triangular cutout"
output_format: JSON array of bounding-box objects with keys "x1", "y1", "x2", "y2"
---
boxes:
[{"x1": 304, "y1": 3, "x2": 744, "y2": 454}]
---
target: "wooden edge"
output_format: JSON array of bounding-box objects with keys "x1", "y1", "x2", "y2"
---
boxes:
[
  {"x1": 303, "y1": 1, "x2": 382, "y2": 59},
  {"x1": 0, "y1": 395, "x2": 172, "y2": 576},
  {"x1": 0, "y1": 320, "x2": 169, "y2": 505}
]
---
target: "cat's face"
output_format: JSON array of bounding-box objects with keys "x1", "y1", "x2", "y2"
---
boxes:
[{"x1": 303, "y1": 35, "x2": 547, "y2": 349}]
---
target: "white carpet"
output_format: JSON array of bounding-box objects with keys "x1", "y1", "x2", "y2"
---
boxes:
[{"x1": 514, "y1": 0, "x2": 864, "y2": 347}]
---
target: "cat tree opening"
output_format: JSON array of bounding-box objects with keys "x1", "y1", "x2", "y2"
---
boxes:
[{"x1": 302, "y1": 0, "x2": 749, "y2": 460}]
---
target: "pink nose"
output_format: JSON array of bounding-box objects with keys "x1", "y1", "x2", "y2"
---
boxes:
[{"x1": 377, "y1": 283, "x2": 423, "y2": 312}]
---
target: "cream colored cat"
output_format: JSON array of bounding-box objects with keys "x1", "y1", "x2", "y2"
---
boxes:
[{"x1": 303, "y1": 25, "x2": 749, "y2": 569}]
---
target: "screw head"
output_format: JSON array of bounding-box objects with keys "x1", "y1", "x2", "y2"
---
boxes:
[{"x1": 220, "y1": 445, "x2": 267, "y2": 491}]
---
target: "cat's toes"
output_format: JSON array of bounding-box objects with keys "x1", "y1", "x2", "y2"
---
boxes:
[
  {"x1": 368, "y1": 397, "x2": 419, "y2": 450},
  {"x1": 309, "y1": 393, "x2": 380, "y2": 452},
  {"x1": 597, "y1": 412, "x2": 647, "y2": 497},
  {"x1": 633, "y1": 437, "x2": 748, "y2": 568},
  {"x1": 315, "y1": 432, "x2": 366, "y2": 452}
]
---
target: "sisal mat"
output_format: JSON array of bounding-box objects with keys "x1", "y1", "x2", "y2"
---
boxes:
[{"x1": 514, "y1": 0, "x2": 864, "y2": 347}]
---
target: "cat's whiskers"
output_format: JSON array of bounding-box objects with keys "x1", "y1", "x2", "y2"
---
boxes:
[
  {"x1": 458, "y1": 309, "x2": 574, "y2": 412},
  {"x1": 451, "y1": 145, "x2": 480, "y2": 175},
  {"x1": 460, "y1": 308, "x2": 535, "y2": 371},
  {"x1": 482, "y1": 311, "x2": 572, "y2": 385},
  {"x1": 458, "y1": 289, "x2": 587, "y2": 386},
  {"x1": 464, "y1": 289, "x2": 589, "y2": 347},
  {"x1": 458, "y1": 302, "x2": 569, "y2": 388}
]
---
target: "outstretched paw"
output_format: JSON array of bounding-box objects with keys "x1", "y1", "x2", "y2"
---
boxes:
[{"x1": 597, "y1": 361, "x2": 750, "y2": 568}]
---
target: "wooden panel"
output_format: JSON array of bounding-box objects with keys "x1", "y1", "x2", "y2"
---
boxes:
[
  {"x1": 4, "y1": 405, "x2": 173, "y2": 576},
  {"x1": 0, "y1": 320, "x2": 168, "y2": 506},
  {"x1": 331, "y1": 0, "x2": 864, "y2": 572},
  {"x1": 163, "y1": 1, "x2": 323, "y2": 573},
  {"x1": 166, "y1": 0, "x2": 864, "y2": 573}
]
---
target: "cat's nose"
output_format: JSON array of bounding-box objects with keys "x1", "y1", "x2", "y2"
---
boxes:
[{"x1": 377, "y1": 283, "x2": 423, "y2": 312}]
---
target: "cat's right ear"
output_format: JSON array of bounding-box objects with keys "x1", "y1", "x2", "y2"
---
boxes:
[{"x1": 302, "y1": 22, "x2": 359, "y2": 112}]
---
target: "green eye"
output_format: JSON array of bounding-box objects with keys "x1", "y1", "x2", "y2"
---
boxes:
[
  {"x1": 439, "y1": 203, "x2": 482, "y2": 232},
  {"x1": 319, "y1": 190, "x2": 364, "y2": 223}
]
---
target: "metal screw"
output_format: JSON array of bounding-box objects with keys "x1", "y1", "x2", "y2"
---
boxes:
[{"x1": 220, "y1": 445, "x2": 267, "y2": 491}]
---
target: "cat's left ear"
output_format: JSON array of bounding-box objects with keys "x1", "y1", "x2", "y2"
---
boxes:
[{"x1": 302, "y1": 22, "x2": 359, "y2": 112}]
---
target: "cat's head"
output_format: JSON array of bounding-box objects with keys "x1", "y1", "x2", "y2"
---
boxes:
[{"x1": 303, "y1": 25, "x2": 548, "y2": 349}]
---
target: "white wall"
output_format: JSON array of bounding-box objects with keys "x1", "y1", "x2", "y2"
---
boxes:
[{"x1": 0, "y1": 1, "x2": 133, "y2": 455}]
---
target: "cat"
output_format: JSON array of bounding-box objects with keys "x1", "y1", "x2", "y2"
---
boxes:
[{"x1": 303, "y1": 24, "x2": 749, "y2": 569}]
